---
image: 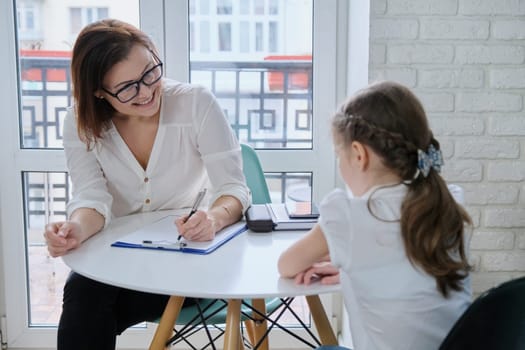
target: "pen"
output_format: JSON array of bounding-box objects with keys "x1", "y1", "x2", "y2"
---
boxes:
[
  {"x1": 177, "y1": 188, "x2": 207, "y2": 241},
  {"x1": 142, "y1": 240, "x2": 183, "y2": 249}
]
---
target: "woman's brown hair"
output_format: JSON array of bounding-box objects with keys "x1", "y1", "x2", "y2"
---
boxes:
[
  {"x1": 332, "y1": 81, "x2": 472, "y2": 297},
  {"x1": 71, "y1": 19, "x2": 158, "y2": 148}
]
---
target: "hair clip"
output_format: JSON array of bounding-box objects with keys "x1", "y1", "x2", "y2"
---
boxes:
[{"x1": 417, "y1": 144, "x2": 444, "y2": 177}]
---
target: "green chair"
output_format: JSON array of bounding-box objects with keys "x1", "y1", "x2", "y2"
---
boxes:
[
  {"x1": 241, "y1": 143, "x2": 271, "y2": 204},
  {"x1": 159, "y1": 144, "x2": 282, "y2": 350}
]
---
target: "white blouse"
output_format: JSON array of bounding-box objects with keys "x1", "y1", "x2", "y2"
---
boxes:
[
  {"x1": 320, "y1": 185, "x2": 472, "y2": 350},
  {"x1": 63, "y1": 79, "x2": 251, "y2": 228}
]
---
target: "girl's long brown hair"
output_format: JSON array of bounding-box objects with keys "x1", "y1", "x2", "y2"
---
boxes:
[
  {"x1": 71, "y1": 19, "x2": 157, "y2": 148},
  {"x1": 333, "y1": 81, "x2": 472, "y2": 297}
]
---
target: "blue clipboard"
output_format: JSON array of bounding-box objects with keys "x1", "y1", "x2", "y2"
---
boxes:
[{"x1": 111, "y1": 216, "x2": 247, "y2": 255}]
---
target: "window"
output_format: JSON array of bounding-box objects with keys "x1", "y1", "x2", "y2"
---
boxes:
[
  {"x1": 218, "y1": 22, "x2": 232, "y2": 51},
  {"x1": 18, "y1": 5, "x2": 36, "y2": 31},
  {"x1": 240, "y1": 0, "x2": 249, "y2": 14},
  {"x1": 185, "y1": 1, "x2": 332, "y2": 343},
  {"x1": 200, "y1": 0, "x2": 210, "y2": 14},
  {"x1": 69, "y1": 7, "x2": 109, "y2": 37},
  {"x1": 16, "y1": 1, "x2": 41, "y2": 43},
  {"x1": 240, "y1": 21, "x2": 250, "y2": 52},
  {"x1": 254, "y1": 0, "x2": 264, "y2": 14},
  {"x1": 189, "y1": 0, "x2": 280, "y2": 60},
  {"x1": 200, "y1": 21, "x2": 210, "y2": 52},
  {"x1": 269, "y1": 21, "x2": 277, "y2": 52},
  {"x1": 2, "y1": 0, "x2": 352, "y2": 348},
  {"x1": 217, "y1": 0, "x2": 233, "y2": 14},
  {"x1": 2, "y1": 1, "x2": 143, "y2": 348}
]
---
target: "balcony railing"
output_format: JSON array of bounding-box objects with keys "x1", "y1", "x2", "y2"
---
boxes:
[
  {"x1": 19, "y1": 55, "x2": 313, "y2": 226},
  {"x1": 191, "y1": 60, "x2": 313, "y2": 148}
]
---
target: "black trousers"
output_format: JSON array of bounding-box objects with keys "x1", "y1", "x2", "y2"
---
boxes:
[{"x1": 57, "y1": 272, "x2": 171, "y2": 350}]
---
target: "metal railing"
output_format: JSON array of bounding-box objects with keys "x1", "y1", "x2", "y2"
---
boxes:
[{"x1": 19, "y1": 57, "x2": 313, "y2": 226}]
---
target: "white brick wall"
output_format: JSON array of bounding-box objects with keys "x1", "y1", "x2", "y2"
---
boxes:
[{"x1": 369, "y1": 0, "x2": 525, "y2": 295}]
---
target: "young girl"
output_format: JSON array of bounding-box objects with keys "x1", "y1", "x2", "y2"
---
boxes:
[{"x1": 278, "y1": 81, "x2": 472, "y2": 350}]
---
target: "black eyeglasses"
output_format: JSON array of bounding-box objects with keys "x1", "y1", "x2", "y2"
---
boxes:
[{"x1": 102, "y1": 61, "x2": 163, "y2": 103}]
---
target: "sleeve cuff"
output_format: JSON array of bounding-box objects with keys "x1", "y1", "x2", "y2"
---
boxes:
[
  {"x1": 208, "y1": 185, "x2": 252, "y2": 214},
  {"x1": 66, "y1": 200, "x2": 112, "y2": 229}
]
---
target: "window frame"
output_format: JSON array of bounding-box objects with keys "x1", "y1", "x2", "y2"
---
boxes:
[{"x1": 0, "y1": 0, "x2": 370, "y2": 347}]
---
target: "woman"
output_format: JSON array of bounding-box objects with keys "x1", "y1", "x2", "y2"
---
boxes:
[{"x1": 43, "y1": 19, "x2": 251, "y2": 350}]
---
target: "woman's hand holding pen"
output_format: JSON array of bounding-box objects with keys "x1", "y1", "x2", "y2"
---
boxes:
[
  {"x1": 43, "y1": 221, "x2": 81, "y2": 257},
  {"x1": 176, "y1": 191, "x2": 243, "y2": 242},
  {"x1": 175, "y1": 189, "x2": 216, "y2": 241},
  {"x1": 175, "y1": 211, "x2": 218, "y2": 242}
]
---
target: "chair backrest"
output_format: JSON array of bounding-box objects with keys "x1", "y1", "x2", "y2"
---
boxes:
[
  {"x1": 241, "y1": 144, "x2": 271, "y2": 204},
  {"x1": 439, "y1": 276, "x2": 525, "y2": 350}
]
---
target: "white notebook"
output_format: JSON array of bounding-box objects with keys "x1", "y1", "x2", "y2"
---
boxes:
[{"x1": 267, "y1": 203, "x2": 318, "y2": 231}]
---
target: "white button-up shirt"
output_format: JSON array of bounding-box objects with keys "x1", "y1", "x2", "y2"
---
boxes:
[
  {"x1": 320, "y1": 185, "x2": 472, "y2": 350},
  {"x1": 63, "y1": 79, "x2": 251, "y2": 228}
]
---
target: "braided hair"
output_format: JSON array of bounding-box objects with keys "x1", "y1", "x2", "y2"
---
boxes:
[{"x1": 332, "y1": 81, "x2": 472, "y2": 297}]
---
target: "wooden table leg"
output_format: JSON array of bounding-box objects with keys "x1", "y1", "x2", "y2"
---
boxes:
[
  {"x1": 244, "y1": 298, "x2": 269, "y2": 350},
  {"x1": 306, "y1": 295, "x2": 338, "y2": 345},
  {"x1": 223, "y1": 299, "x2": 242, "y2": 350},
  {"x1": 149, "y1": 295, "x2": 185, "y2": 350}
]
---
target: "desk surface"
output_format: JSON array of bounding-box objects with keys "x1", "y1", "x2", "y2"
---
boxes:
[{"x1": 62, "y1": 210, "x2": 340, "y2": 299}]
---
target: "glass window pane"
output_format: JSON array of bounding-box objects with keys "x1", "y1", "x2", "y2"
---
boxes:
[
  {"x1": 98, "y1": 7, "x2": 109, "y2": 19},
  {"x1": 265, "y1": 171, "x2": 313, "y2": 328},
  {"x1": 217, "y1": 0, "x2": 233, "y2": 14},
  {"x1": 17, "y1": 1, "x2": 139, "y2": 149},
  {"x1": 190, "y1": 0, "x2": 313, "y2": 149},
  {"x1": 69, "y1": 8, "x2": 81, "y2": 34},
  {"x1": 253, "y1": 0, "x2": 264, "y2": 14},
  {"x1": 269, "y1": 0, "x2": 279, "y2": 15},
  {"x1": 218, "y1": 22, "x2": 232, "y2": 51},
  {"x1": 190, "y1": 22, "x2": 195, "y2": 51},
  {"x1": 26, "y1": 11, "x2": 34, "y2": 28},
  {"x1": 17, "y1": 3, "x2": 39, "y2": 35},
  {"x1": 240, "y1": 0, "x2": 250, "y2": 14},
  {"x1": 188, "y1": 14, "x2": 316, "y2": 328},
  {"x1": 255, "y1": 22, "x2": 263, "y2": 51},
  {"x1": 200, "y1": 0, "x2": 210, "y2": 15},
  {"x1": 15, "y1": 1, "x2": 140, "y2": 326},
  {"x1": 200, "y1": 21, "x2": 210, "y2": 53},
  {"x1": 24, "y1": 171, "x2": 71, "y2": 326},
  {"x1": 266, "y1": 172, "x2": 313, "y2": 204},
  {"x1": 240, "y1": 21, "x2": 250, "y2": 52},
  {"x1": 269, "y1": 21, "x2": 277, "y2": 52}
]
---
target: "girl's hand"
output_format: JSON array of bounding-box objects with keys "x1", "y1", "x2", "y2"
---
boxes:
[
  {"x1": 44, "y1": 221, "x2": 82, "y2": 257},
  {"x1": 294, "y1": 261, "x2": 340, "y2": 285},
  {"x1": 175, "y1": 210, "x2": 217, "y2": 241}
]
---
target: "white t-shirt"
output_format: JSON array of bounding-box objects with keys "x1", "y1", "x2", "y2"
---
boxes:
[
  {"x1": 319, "y1": 184, "x2": 472, "y2": 350},
  {"x1": 63, "y1": 79, "x2": 251, "y2": 227}
]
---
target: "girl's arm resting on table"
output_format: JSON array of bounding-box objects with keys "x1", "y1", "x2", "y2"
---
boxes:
[
  {"x1": 297, "y1": 261, "x2": 340, "y2": 285},
  {"x1": 278, "y1": 224, "x2": 330, "y2": 278}
]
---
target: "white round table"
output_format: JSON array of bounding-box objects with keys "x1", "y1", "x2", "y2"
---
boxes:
[{"x1": 62, "y1": 210, "x2": 340, "y2": 350}]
